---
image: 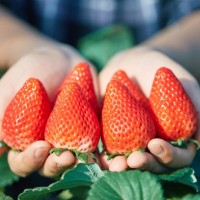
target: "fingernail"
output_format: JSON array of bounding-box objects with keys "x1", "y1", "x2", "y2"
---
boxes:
[
  {"x1": 34, "y1": 147, "x2": 50, "y2": 160},
  {"x1": 151, "y1": 145, "x2": 165, "y2": 156}
]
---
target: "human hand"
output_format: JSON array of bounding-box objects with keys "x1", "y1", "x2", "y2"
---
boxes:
[
  {"x1": 99, "y1": 47, "x2": 200, "y2": 173},
  {"x1": 0, "y1": 45, "x2": 99, "y2": 177}
]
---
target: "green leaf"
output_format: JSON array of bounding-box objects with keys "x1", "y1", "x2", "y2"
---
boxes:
[
  {"x1": 190, "y1": 151, "x2": 200, "y2": 190},
  {"x1": 78, "y1": 25, "x2": 134, "y2": 72},
  {"x1": 18, "y1": 163, "x2": 104, "y2": 200},
  {"x1": 68, "y1": 186, "x2": 90, "y2": 200},
  {"x1": 163, "y1": 182, "x2": 196, "y2": 200},
  {"x1": 72, "y1": 150, "x2": 98, "y2": 163},
  {"x1": 0, "y1": 192, "x2": 13, "y2": 200},
  {"x1": 181, "y1": 194, "x2": 200, "y2": 200},
  {"x1": 49, "y1": 148, "x2": 67, "y2": 156},
  {"x1": 0, "y1": 152, "x2": 19, "y2": 187},
  {"x1": 170, "y1": 140, "x2": 188, "y2": 148},
  {"x1": 158, "y1": 168, "x2": 198, "y2": 191},
  {"x1": 88, "y1": 170, "x2": 164, "y2": 200}
]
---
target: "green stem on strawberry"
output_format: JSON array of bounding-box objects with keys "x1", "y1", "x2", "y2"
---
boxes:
[
  {"x1": 50, "y1": 148, "x2": 98, "y2": 164},
  {"x1": 11, "y1": 148, "x2": 22, "y2": 153},
  {"x1": 170, "y1": 140, "x2": 188, "y2": 148},
  {"x1": 106, "y1": 152, "x2": 123, "y2": 160},
  {"x1": 106, "y1": 149, "x2": 145, "y2": 160},
  {"x1": 170, "y1": 138, "x2": 200, "y2": 150},
  {"x1": 49, "y1": 148, "x2": 67, "y2": 156},
  {"x1": 72, "y1": 150, "x2": 98, "y2": 164}
]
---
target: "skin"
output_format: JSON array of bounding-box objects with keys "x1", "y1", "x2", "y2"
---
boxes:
[
  {"x1": 99, "y1": 47, "x2": 200, "y2": 173},
  {"x1": 0, "y1": 6, "x2": 200, "y2": 176}
]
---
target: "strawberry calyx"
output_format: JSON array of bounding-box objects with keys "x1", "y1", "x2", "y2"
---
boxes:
[
  {"x1": 49, "y1": 148, "x2": 98, "y2": 163},
  {"x1": 106, "y1": 149, "x2": 145, "y2": 160},
  {"x1": 170, "y1": 139, "x2": 200, "y2": 149},
  {"x1": 0, "y1": 141, "x2": 22, "y2": 152},
  {"x1": 49, "y1": 148, "x2": 67, "y2": 156},
  {"x1": 170, "y1": 140, "x2": 188, "y2": 148},
  {"x1": 72, "y1": 150, "x2": 98, "y2": 164},
  {"x1": 11, "y1": 148, "x2": 22, "y2": 152}
]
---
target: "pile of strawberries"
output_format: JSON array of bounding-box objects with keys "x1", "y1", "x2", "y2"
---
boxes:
[{"x1": 1, "y1": 62, "x2": 198, "y2": 159}]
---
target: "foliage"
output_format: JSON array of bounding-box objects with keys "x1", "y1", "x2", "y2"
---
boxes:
[
  {"x1": 0, "y1": 152, "x2": 19, "y2": 187},
  {"x1": 0, "y1": 162, "x2": 198, "y2": 200}
]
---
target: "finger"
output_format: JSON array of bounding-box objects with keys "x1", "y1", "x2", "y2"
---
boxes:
[
  {"x1": 148, "y1": 138, "x2": 196, "y2": 168},
  {"x1": 109, "y1": 156, "x2": 128, "y2": 172},
  {"x1": 8, "y1": 141, "x2": 51, "y2": 177},
  {"x1": 39, "y1": 150, "x2": 75, "y2": 177},
  {"x1": 99, "y1": 152, "x2": 112, "y2": 170},
  {"x1": 127, "y1": 151, "x2": 168, "y2": 173}
]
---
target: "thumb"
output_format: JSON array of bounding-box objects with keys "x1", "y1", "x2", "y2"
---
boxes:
[{"x1": 0, "y1": 48, "x2": 71, "y2": 131}]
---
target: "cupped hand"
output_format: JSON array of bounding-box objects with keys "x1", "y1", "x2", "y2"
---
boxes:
[
  {"x1": 99, "y1": 46, "x2": 200, "y2": 173},
  {"x1": 0, "y1": 44, "x2": 99, "y2": 177}
]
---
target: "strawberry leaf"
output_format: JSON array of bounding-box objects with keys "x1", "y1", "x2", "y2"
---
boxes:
[
  {"x1": 157, "y1": 168, "x2": 198, "y2": 192},
  {"x1": 163, "y1": 182, "x2": 198, "y2": 199},
  {"x1": 78, "y1": 25, "x2": 134, "y2": 72},
  {"x1": 88, "y1": 170, "x2": 164, "y2": 200},
  {"x1": 18, "y1": 163, "x2": 104, "y2": 200},
  {"x1": 0, "y1": 192, "x2": 13, "y2": 200},
  {"x1": 181, "y1": 194, "x2": 200, "y2": 200},
  {"x1": 0, "y1": 152, "x2": 19, "y2": 187}
]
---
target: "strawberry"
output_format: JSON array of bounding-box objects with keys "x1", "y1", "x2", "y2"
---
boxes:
[
  {"x1": 2, "y1": 78, "x2": 51, "y2": 151},
  {"x1": 54, "y1": 62, "x2": 100, "y2": 118},
  {"x1": 111, "y1": 70, "x2": 149, "y2": 110},
  {"x1": 101, "y1": 80, "x2": 156, "y2": 155},
  {"x1": 149, "y1": 67, "x2": 198, "y2": 142},
  {"x1": 45, "y1": 82, "x2": 100, "y2": 155}
]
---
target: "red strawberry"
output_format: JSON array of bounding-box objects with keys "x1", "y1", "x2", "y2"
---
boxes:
[
  {"x1": 55, "y1": 62, "x2": 100, "y2": 118},
  {"x1": 2, "y1": 78, "x2": 51, "y2": 151},
  {"x1": 111, "y1": 70, "x2": 149, "y2": 109},
  {"x1": 149, "y1": 67, "x2": 198, "y2": 142},
  {"x1": 101, "y1": 80, "x2": 156, "y2": 155},
  {"x1": 45, "y1": 82, "x2": 100, "y2": 154}
]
